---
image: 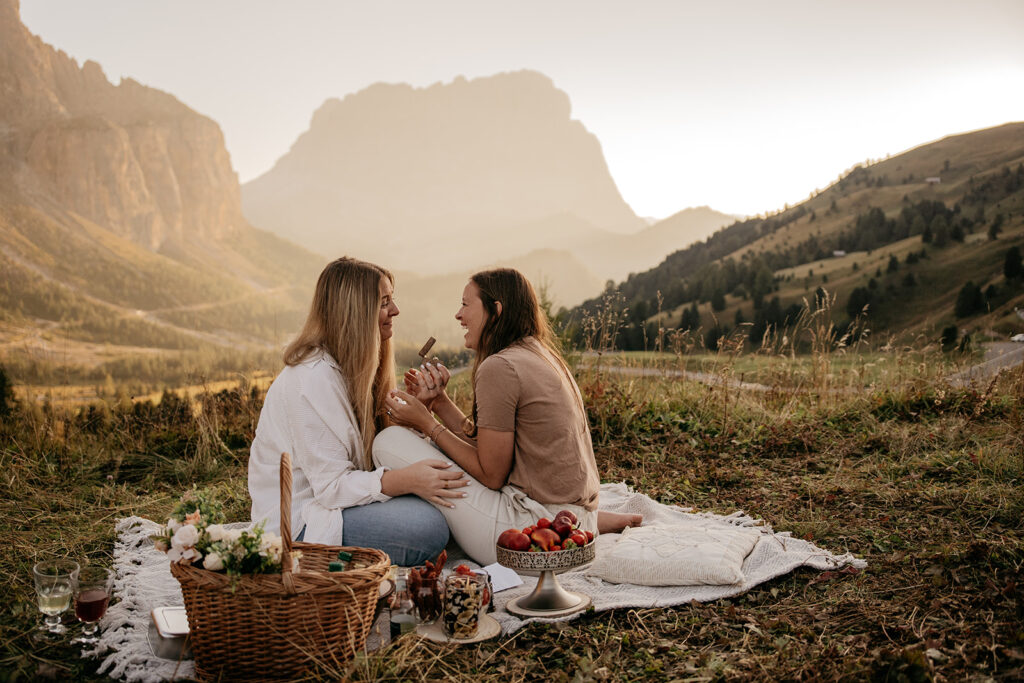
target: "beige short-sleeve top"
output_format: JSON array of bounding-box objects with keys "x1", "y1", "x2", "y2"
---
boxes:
[{"x1": 474, "y1": 337, "x2": 599, "y2": 511}]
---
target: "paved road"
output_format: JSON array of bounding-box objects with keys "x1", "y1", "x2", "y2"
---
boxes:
[
  {"x1": 578, "y1": 344, "x2": 1024, "y2": 393},
  {"x1": 946, "y1": 342, "x2": 1024, "y2": 387}
]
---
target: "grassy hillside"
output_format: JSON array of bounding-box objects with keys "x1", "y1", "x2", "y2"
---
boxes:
[
  {"x1": 0, "y1": 190, "x2": 325, "y2": 382},
  {"x1": 568, "y1": 123, "x2": 1024, "y2": 350}
]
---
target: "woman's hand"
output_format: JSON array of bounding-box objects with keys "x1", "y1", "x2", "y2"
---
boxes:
[
  {"x1": 393, "y1": 459, "x2": 470, "y2": 508},
  {"x1": 384, "y1": 389, "x2": 435, "y2": 433},
  {"x1": 403, "y1": 361, "x2": 450, "y2": 411}
]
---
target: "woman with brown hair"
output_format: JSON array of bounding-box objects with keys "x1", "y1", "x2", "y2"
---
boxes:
[
  {"x1": 375, "y1": 267, "x2": 639, "y2": 565},
  {"x1": 248, "y1": 257, "x2": 463, "y2": 566}
]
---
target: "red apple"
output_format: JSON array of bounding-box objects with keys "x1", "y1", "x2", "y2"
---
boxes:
[
  {"x1": 530, "y1": 528, "x2": 560, "y2": 551},
  {"x1": 555, "y1": 510, "x2": 578, "y2": 525},
  {"x1": 497, "y1": 529, "x2": 531, "y2": 551},
  {"x1": 551, "y1": 517, "x2": 573, "y2": 539},
  {"x1": 536, "y1": 517, "x2": 552, "y2": 529}
]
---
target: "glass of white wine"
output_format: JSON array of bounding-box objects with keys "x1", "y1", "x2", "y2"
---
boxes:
[{"x1": 33, "y1": 559, "x2": 80, "y2": 636}]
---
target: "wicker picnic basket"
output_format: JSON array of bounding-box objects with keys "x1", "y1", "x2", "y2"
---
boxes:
[{"x1": 170, "y1": 452, "x2": 390, "y2": 681}]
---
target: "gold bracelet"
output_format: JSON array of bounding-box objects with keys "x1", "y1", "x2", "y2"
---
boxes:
[{"x1": 429, "y1": 423, "x2": 446, "y2": 443}]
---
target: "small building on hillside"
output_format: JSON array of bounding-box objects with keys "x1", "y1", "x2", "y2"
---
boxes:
[
  {"x1": 925, "y1": 177, "x2": 941, "y2": 185},
  {"x1": 833, "y1": 250, "x2": 847, "y2": 257}
]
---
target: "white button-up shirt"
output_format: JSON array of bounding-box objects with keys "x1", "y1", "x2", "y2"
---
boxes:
[{"x1": 248, "y1": 350, "x2": 390, "y2": 544}]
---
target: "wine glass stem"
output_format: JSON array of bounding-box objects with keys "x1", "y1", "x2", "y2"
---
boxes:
[
  {"x1": 82, "y1": 622, "x2": 98, "y2": 636},
  {"x1": 45, "y1": 615, "x2": 61, "y2": 632}
]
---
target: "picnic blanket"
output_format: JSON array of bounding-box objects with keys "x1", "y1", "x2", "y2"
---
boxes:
[{"x1": 94, "y1": 483, "x2": 866, "y2": 682}]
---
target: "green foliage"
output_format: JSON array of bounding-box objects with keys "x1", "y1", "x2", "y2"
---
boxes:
[
  {"x1": 710, "y1": 288, "x2": 726, "y2": 311},
  {"x1": 704, "y1": 325, "x2": 724, "y2": 351},
  {"x1": 940, "y1": 324, "x2": 959, "y2": 350},
  {"x1": 846, "y1": 287, "x2": 873, "y2": 319},
  {"x1": 954, "y1": 281, "x2": 986, "y2": 318},
  {"x1": 679, "y1": 302, "x2": 700, "y2": 332},
  {"x1": 1005, "y1": 246, "x2": 1023, "y2": 280},
  {"x1": 166, "y1": 487, "x2": 227, "y2": 526},
  {"x1": 988, "y1": 214, "x2": 1004, "y2": 240},
  {"x1": 0, "y1": 364, "x2": 13, "y2": 419}
]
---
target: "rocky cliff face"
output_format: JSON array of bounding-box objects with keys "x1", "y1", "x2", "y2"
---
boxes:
[
  {"x1": 242, "y1": 70, "x2": 644, "y2": 273},
  {"x1": 0, "y1": 0, "x2": 242, "y2": 250},
  {"x1": 0, "y1": 0, "x2": 321, "y2": 357}
]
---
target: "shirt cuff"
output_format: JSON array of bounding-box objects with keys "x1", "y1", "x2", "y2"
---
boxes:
[{"x1": 370, "y1": 465, "x2": 392, "y2": 502}]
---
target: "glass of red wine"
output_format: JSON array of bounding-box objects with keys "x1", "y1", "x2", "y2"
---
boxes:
[{"x1": 72, "y1": 566, "x2": 113, "y2": 645}]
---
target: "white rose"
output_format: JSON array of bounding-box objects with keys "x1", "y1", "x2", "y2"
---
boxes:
[
  {"x1": 223, "y1": 528, "x2": 243, "y2": 544},
  {"x1": 171, "y1": 524, "x2": 199, "y2": 549},
  {"x1": 203, "y1": 551, "x2": 225, "y2": 571},
  {"x1": 167, "y1": 546, "x2": 199, "y2": 564},
  {"x1": 259, "y1": 533, "x2": 280, "y2": 552},
  {"x1": 167, "y1": 518, "x2": 182, "y2": 533},
  {"x1": 206, "y1": 525, "x2": 226, "y2": 543},
  {"x1": 179, "y1": 547, "x2": 201, "y2": 564}
]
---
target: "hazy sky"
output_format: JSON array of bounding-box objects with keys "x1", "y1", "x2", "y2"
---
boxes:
[{"x1": 20, "y1": 0, "x2": 1024, "y2": 219}]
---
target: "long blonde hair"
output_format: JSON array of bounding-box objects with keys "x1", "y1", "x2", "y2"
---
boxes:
[{"x1": 283, "y1": 257, "x2": 396, "y2": 468}]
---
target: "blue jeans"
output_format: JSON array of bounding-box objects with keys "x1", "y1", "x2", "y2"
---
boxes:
[{"x1": 296, "y1": 495, "x2": 449, "y2": 567}]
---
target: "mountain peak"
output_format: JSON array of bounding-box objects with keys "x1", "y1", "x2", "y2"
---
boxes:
[{"x1": 244, "y1": 70, "x2": 641, "y2": 273}]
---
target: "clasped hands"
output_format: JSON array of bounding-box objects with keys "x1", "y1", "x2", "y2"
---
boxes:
[
  {"x1": 384, "y1": 360, "x2": 467, "y2": 507},
  {"x1": 386, "y1": 360, "x2": 450, "y2": 427}
]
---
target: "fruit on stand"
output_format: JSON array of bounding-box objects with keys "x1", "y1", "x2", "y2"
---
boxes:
[
  {"x1": 497, "y1": 511, "x2": 594, "y2": 552},
  {"x1": 550, "y1": 517, "x2": 572, "y2": 538},
  {"x1": 496, "y1": 529, "x2": 531, "y2": 551},
  {"x1": 555, "y1": 510, "x2": 578, "y2": 524},
  {"x1": 530, "y1": 528, "x2": 560, "y2": 551}
]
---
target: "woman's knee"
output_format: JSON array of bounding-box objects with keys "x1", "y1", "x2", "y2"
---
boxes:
[
  {"x1": 411, "y1": 504, "x2": 449, "y2": 553},
  {"x1": 394, "y1": 497, "x2": 448, "y2": 541},
  {"x1": 372, "y1": 425, "x2": 443, "y2": 469}
]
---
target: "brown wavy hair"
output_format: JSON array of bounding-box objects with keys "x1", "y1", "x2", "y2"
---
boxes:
[
  {"x1": 283, "y1": 257, "x2": 396, "y2": 467},
  {"x1": 465, "y1": 268, "x2": 576, "y2": 436}
]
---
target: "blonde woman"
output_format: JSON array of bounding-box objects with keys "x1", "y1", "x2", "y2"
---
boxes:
[
  {"x1": 248, "y1": 257, "x2": 464, "y2": 565},
  {"x1": 375, "y1": 268, "x2": 640, "y2": 565}
]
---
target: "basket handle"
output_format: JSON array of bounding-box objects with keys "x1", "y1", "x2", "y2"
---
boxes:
[{"x1": 280, "y1": 451, "x2": 296, "y2": 593}]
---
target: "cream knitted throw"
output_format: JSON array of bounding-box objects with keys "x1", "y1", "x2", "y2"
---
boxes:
[{"x1": 94, "y1": 483, "x2": 866, "y2": 682}]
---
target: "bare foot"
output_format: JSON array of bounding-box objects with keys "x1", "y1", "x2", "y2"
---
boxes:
[{"x1": 597, "y1": 510, "x2": 644, "y2": 534}]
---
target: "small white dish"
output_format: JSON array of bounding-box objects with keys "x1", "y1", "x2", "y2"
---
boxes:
[{"x1": 415, "y1": 613, "x2": 501, "y2": 644}]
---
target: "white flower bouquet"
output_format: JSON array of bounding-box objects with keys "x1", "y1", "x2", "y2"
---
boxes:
[{"x1": 151, "y1": 488, "x2": 297, "y2": 576}]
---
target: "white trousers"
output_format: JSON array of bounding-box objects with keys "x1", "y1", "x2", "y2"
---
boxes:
[{"x1": 372, "y1": 426, "x2": 596, "y2": 566}]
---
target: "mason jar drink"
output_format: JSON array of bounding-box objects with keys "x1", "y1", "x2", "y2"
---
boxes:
[{"x1": 442, "y1": 572, "x2": 486, "y2": 639}]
